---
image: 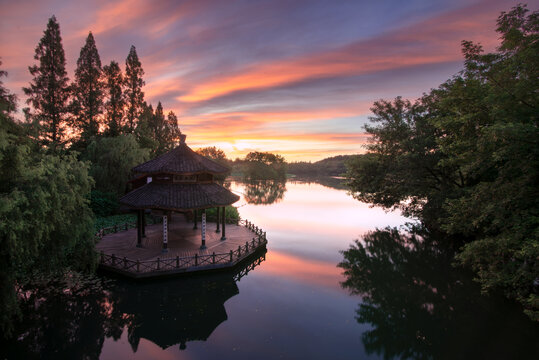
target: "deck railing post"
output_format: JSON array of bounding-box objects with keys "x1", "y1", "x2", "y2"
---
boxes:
[
  {"x1": 157, "y1": 257, "x2": 160, "y2": 270},
  {"x1": 123, "y1": 257, "x2": 127, "y2": 269},
  {"x1": 111, "y1": 254, "x2": 116, "y2": 266},
  {"x1": 238, "y1": 245, "x2": 241, "y2": 257},
  {"x1": 246, "y1": 241, "x2": 249, "y2": 251},
  {"x1": 252, "y1": 238, "x2": 255, "y2": 248},
  {"x1": 230, "y1": 250, "x2": 233, "y2": 262},
  {"x1": 176, "y1": 256, "x2": 179, "y2": 268},
  {"x1": 212, "y1": 252, "x2": 216, "y2": 264},
  {"x1": 100, "y1": 251, "x2": 104, "y2": 264},
  {"x1": 136, "y1": 259, "x2": 140, "y2": 272},
  {"x1": 114, "y1": 225, "x2": 117, "y2": 233},
  {"x1": 195, "y1": 254, "x2": 198, "y2": 266},
  {"x1": 125, "y1": 223, "x2": 128, "y2": 231}
]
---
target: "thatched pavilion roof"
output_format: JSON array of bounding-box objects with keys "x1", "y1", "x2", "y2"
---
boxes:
[
  {"x1": 133, "y1": 135, "x2": 229, "y2": 175},
  {"x1": 120, "y1": 182, "x2": 239, "y2": 211}
]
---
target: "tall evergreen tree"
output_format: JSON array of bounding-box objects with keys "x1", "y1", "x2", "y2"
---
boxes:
[
  {"x1": 71, "y1": 32, "x2": 104, "y2": 144},
  {"x1": 135, "y1": 102, "x2": 157, "y2": 150},
  {"x1": 166, "y1": 110, "x2": 181, "y2": 148},
  {"x1": 23, "y1": 16, "x2": 70, "y2": 150},
  {"x1": 151, "y1": 101, "x2": 167, "y2": 155},
  {"x1": 103, "y1": 61, "x2": 125, "y2": 136},
  {"x1": 124, "y1": 45, "x2": 145, "y2": 132}
]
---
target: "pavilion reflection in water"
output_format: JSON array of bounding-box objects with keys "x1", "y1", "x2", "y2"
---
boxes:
[
  {"x1": 0, "y1": 249, "x2": 266, "y2": 359},
  {"x1": 113, "y1": 249, "x2": 266, "y2": 352}
]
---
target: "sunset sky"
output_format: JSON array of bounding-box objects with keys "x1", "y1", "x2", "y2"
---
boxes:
[{"x1": 1, "y1": 0, "x2": 533, "y2": 161}]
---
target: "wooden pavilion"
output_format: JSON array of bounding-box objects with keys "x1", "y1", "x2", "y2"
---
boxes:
[{"x1": 120, "y1": 134, "x2": 240, "y2": 251}]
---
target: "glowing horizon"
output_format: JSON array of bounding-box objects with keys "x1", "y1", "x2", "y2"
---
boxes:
[{"x1": 0, "y1": 0, "x2": 525, "y2": 161}]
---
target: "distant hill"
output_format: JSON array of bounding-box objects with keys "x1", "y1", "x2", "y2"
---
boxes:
[{"x1": 287, "y1": 155, "x2": 359, "y2": 177}]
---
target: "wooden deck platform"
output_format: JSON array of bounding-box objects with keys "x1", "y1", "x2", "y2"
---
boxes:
[{"x1": 96, "y1": 214, "x2": 267, "y2": 279}]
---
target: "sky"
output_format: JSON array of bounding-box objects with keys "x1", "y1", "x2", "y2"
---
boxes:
[{"x1": 1, "y1": 0, "x2": 535, "y2": 161}]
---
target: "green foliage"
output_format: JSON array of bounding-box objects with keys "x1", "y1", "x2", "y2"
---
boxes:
[
  {"x1": 124, "y1": 45, "x2": 145, "y2": 132},
  {"x1": 244, "y1": 151, "x2": 287, "y2": 180},
  {"x1": 345, "y1": 5, "x2": 539, "y2": 318},
  {"x1": 82, "y1": 134, "x2": 149, "y2": 195},
  {"x1": 197, "y1": 206, "x2": 240, "y2": 223},
  {"x1": 23, "y1": 16, "x2": 71, "y2": 150},
  {"x1": 0, "y1": 93, "x2": 96, "y2": 334},
  {"x1": 71, "y1": 32, "x2": 104, "y2": 145},
  {"x1": 89, "y1": 190, "x2": 119, "y2": 218}
]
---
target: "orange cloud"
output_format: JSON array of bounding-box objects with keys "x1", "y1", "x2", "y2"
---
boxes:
[
  {"x1": 85, "y1": 0, "x2": 150, "y2": 36},
  {"x1": 178, "y1": 53, "x2": 452, "y2": 103}
]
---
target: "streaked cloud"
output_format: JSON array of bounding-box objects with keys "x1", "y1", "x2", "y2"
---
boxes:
[{"x1": 0, "y1": 0, "x2": 527, "y2": 160}]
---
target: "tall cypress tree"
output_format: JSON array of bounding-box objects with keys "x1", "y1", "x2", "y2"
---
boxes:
[
  {"x1": 103, "y1": 61, "x2": 125, "y2": 136},
  {"x1": 72, "y1": 32, "x2": 104, "y2": 144},
  {"x1": 166, "y1": 110, "x2": 181, "y2": 149},
  {"x1": 124, "y1": 45, "x2": 145, "y2": 133},
  {"x1": 152, "y1": 101, "x2": 166, "y2": 154},
  {"x1": 23, "y1": 16, "x2": 70, "y2": 150}
]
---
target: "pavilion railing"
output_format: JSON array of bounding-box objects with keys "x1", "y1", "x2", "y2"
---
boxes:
[
  {"x1": 95, "y1": 215, "x2": 245, "y2": 240},
  {"x1": 94, "y1": 215, "x2": 162, "y2": 240},
  {"x1": 97, "y1": 218, "x2": 267, "y2": 275}
]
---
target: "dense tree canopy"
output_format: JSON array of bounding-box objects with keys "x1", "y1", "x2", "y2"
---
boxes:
[
  {"x1": 1, "y1": 64, "x2": 96, "y2": 334},
  {"x1": 345, "y1": 5, "x2": 538, "y2": 318},
  {"x1": 82, "y1": 135, "x2": 149, "y2": 195}
]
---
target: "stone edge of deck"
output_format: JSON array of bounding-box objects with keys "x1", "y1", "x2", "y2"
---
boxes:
[
  {"x1": 97, "y1": 241, "x2": 267, "y2": 279},
  {"x1": 96, "y1": 218, "x2": 268, "y2": 279}
]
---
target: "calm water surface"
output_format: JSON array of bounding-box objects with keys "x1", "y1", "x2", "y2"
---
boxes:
[{"x1": 4, "y1": 179, "x2": 538, "y2": 359}]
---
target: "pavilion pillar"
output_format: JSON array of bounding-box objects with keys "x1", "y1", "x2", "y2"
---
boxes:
[
  {"x1": 216, "y1": 207, "x2": 221, "y2": 233},
  {"x1": 141, "y1": 210, "x2": 146, "y2": 238},
  {"x1": 136, "y1": 210, "x2": 142, "y2": 247},
  {"x1": 193, "y1": 209, "x2": 198, "y2": 230},
  {"x1": 162, "y1": 215, "x2": 168, "y2": 253},
  {"x1": 200, "y1": 209, "x2": 207, "y2": 249},
  {"x1": 221, "y1": 206, "x2": 226, "y2": 241}
]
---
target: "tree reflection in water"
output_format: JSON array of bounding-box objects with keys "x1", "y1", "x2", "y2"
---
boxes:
[
  {"x1": 339, "y1": 228, "x2": 539, "y2": 360},
  {"x1": 243, "y1": 179, "x2": 286, "y2": 205},
  {"x1": 1, "y1": 251, "x2": 266, "y2": 359}
]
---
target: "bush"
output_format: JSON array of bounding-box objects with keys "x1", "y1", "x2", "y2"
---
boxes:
[{"x1": 89, "y1": 190, "x2": 119, "y2": 218}]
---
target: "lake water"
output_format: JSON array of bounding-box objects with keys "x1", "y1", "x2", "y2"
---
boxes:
[{"x1": 3, "y1": 178, "x2": 538, "y2": 359}]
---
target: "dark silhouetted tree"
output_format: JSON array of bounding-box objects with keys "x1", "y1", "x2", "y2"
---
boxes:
[
  {"x1": 72, "y1": 32, "x2": 104, "y2": 145},
  {"x1": 23, "y1": 16, "x2": 71, "y2": 150},
  {"x1": 103, "y1": 61, "x2": 125, "y2": 136},
  {"x1": 135, "y1": 102, "x2": 158, "y2": 151},
  {"x1": 124, "y1": 45, "x2": 144, "y2": 132},
  {"x1": 165, "y1": 110, "x2": 181, "y2": 149}
]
